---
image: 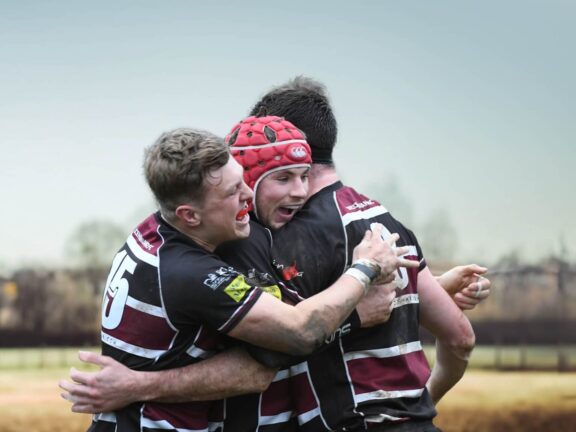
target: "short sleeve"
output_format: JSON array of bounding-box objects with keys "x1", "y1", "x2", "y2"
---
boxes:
[{"x1": 160, "y1": 252, "x2": 263, "y2": 334}]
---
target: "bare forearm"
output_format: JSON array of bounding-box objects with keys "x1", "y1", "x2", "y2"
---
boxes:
[
  {"x1": 231, "y1": 274, "x2": 366, "y2": 356},
  {"x1": 137, "y1": 348, "x2": 276, "y2": 403},
  {"x1": 426, "y1": 340, "x2": 470, "y2": 404},
  {"x1": 284, "y1": 275, "x2": 365, "y2": 354}
]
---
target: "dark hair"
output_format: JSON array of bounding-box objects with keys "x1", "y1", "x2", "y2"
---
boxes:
[
  {"x1": 144, "y1": 128, "x2": 229, "y2": 220},
  {"x1": 249, "y1": 76, "x2": 337, "y2": 164}
]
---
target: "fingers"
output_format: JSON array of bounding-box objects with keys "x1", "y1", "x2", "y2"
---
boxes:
[
  {"x1": 59, "y1": 378, "x2": 93, "y2": 398},
  {"x1": 79, "y1": 351, "x2": 111, "y2": 368},
  {"x1": 469, "y1": 275, "x2": 491, "y2": 298},
  {"x1": 398, "y1": 257, "x2": 419, "y2": 268},
  {"x1": 465, "y1": 285, "x2": 490, "y2": 300},
  {"x1": 59, "y1": 379, "x2": 74, "y2": 392},
  {"x1": 361, "y1": 229, "x2": 373, "y2": 243},
  {"x1": 59, "y1": 379, "x2": 102, "y2": 413},
  {"x1": 394, "y1": 245, "x2": 410, "y2": 256},
  {"x1": 453, "y1": 293, "x2": 478, "y2": 310},
  {"x1": 475, "y1": 275, "x2": 491, "y2": 291},
  {"x1": 465, "y1": 264, "x2": 488, "y2": 275},
  {"x1": 71, "y1": 403, "x2": 96, "y2": 414},
  {"x1": 69, "y1": 367, "x2": 92, "y2": 385},
  {"x1": 384, "y1": 232, "x2": 400, "y2": 245},
  {"x1": 455, "y1": 285, "x2": 491, "y2": 310}
]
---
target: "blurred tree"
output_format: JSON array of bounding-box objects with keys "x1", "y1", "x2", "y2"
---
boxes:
[
  {"x1": 11, "y1": 268, "x2": 53, "y2": 332},
  {"x1": 418, "y1": 208, "x2": 459, "y2": 265},
  {"x1": 64, "y1": 220, "x2": 127, "y2": 295},
  {"x1": 46, "y1": 271, "x2": 100, "y2": 334},
  {"x1": 367, "y1": 177, "x2": 414, "y2": 227}
]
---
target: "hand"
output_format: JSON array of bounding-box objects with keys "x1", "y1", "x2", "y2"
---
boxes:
[
  {"x1": 357, "y1": 282, "x2": 397, "y2": 328},
  {"x1": 59, "y1": 351, "x2": 143, "y2": 413},
  {"x1": 436, "y1": 264, "x2": 491, "y2": 310},
  {"x1": 353, "y1": 223, "x2": 420, "y2": 283}
]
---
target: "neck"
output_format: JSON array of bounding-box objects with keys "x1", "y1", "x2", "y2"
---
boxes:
[
  {"x1": 161, "y1": 212, "x2": 216, "y2": 252},
  {"x1": 308, "y1": 164, "x2": 340, "y2": 196}
]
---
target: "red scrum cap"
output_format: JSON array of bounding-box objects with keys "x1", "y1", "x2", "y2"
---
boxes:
[{"x1": 225, "y1": 116, "x2": 312, "y2": 195}]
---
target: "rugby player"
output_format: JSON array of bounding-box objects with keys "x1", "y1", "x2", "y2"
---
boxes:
[
  {"x1": 63, "y1": 115, "x2": 489, "y2": 430},
  {"x1": 74, "y1": 126, "x2": 415, "y2": 432},
  {"x1": 61, "y1": 95, "x2": 490, "y2": 432}
]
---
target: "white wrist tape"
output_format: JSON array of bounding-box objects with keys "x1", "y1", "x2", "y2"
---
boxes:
[{"x1": 345, "y1": 267, "x2": 371, "y2": 294}]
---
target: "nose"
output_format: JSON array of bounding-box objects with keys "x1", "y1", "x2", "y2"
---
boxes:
[
  {"x1": 290, "y1": 178, "x2": 308, "y2": 199},
  {"x1": 240, "y1": 181, "x2": 254, "y2": 201}
]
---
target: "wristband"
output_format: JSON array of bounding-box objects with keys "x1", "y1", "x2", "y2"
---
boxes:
[
  {"x1": 351, "y1": 259, "x2": 381, "y2": 283},
  {"x1": 344, "y1": 267, "x2": 371, "y2": 294}
]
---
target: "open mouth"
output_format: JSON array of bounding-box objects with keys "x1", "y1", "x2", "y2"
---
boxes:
[
  {"x1": 235, "y1": 207, "x2": 249, "y2": 221},
  {"x1": 278, "y1": 205, "x2": 301, "y2": 217}
]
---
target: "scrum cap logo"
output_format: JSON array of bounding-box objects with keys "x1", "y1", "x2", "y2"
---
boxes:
[{"x1": 288, "y1": 143, "x2": 309, "y2": 161}]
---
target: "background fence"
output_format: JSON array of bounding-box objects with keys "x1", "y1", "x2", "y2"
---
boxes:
[{"x1": 2, "y1": 345, "x2": 575, "y2": 372}]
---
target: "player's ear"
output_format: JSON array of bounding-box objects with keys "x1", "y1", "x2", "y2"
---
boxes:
[{"x1": 175, "y1": 204, "x2": 201, "y2": 227}]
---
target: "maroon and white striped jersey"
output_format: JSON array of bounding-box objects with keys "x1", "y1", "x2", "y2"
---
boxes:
[
  {"x1": 271, "y1": 182, "x2": 437, "y2": 431},
  {"x1": 89, "y1": 212, "x2": 266, "y2": 432}
]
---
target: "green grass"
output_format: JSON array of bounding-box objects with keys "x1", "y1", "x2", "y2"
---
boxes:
[
  {"x1": 1, "y1": 345, "x2": 575, "y2": 371},
  {"x1": 0, "y1": 347, "x2": 91, "y2": 370},
  {"x1": 424, "y1": 344, "x2": 576, "y2": 371},
  {"x1": 1, "y1": 367, "x2": 575, "y2": 432}
]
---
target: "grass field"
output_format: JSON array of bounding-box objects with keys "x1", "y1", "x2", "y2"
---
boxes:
[
  {"x1": 2, "y1": 345, "x2": 575, "y2": 370},
  {"x1": 1, "y1": 349, "x2": 575, "y2": 431}
]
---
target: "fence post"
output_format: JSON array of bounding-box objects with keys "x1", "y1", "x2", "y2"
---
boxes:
[
  {"x1": 558, "y1": 344, "x2": 568, "y2": 372},
  {"x1": 519, "y1": 339, "x2": 527, "y2": 370},
  {"x1": 495, "y1": 338, "x2": 502, "y2": 370}
]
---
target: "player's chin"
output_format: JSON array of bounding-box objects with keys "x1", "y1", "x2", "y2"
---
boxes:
[
  {"x1": 270, "y1": 209, "x2": 297, "y2": 228},
  {"x1": 234, "y1": 221, "x2": 251, "y2": 238},
  {"x1": 267, "y1": 218, "x2": 289, "y2": 230}
]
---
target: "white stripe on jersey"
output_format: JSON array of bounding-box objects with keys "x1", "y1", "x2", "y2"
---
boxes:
[
  {"x1": 208, "y1": 421, "x2": 223, "y2": 432},
  {"x1": 101, "y1": 331, "x2": 166, "y2": 359},
  {"x1": 127, "y1": 234, "x2": 159, "y2": 267},
  {"x1": 401, "y1": 245, "x2": 418, "y2": 257},
  {"x1": 355, "y1": 387, "x2": 425, "y2": 403},
  {"x1": 392, "y1": 293, "x2": 419, "y2": 309},
  {"x1": 141, "y1": 417, "x2": 208, "y2": 432},
  {"x1": 185, "y1": 345, "x2": 214, "y2": 359},
  {"x1": 341, "y1": 205, "x2": 389, "y2": 227},
  {"x1": 126, "y1": 295, "x2": 165, "y2": 317},
  {"x1": 289, "y1": 359, "x2": 331, "y2": 430},
  {"x1": 260, "y1": 411, "x2": 293, "y2": 426},
  {"x1": 217, "y1": 288, "x2": 261, "y2": 332},
  {"x1": 343, "y1": 341, "x2": 422, "y2": 362},
  {"x1": 272, "y1": 368, "x2": 290, "y2": 382},
  {"x1": 93, "y1": 412, "x2": 116, "y2": 423},
  {"x1": 298, "y1": 407, "x2": 322, "y2": 425},
  {"x1": 289, "y1": 360, "x2": 308, "y2": 376},
  {"x1": 186, "y1": 325, "x2": 215, "y2": 359},
  {"x1": 365, "y1": 413, "x2": 410, "y2": 423}
]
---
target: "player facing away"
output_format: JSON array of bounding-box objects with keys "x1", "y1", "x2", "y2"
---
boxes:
[{"x1": 234, "y1": 77, "x2": 478, "y2": 431}]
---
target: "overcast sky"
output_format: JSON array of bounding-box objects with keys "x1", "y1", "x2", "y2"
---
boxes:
[{"x1": 1, "y1": 0, "x2": 574, "y2": 271}]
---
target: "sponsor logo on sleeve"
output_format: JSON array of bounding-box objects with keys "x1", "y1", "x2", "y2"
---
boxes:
[
  {"x1": 273, "y1": 261, "x2": 303, "y2": 281},
  {"x1": 224, "y1": 275, "x2": 252, "y2": 302},
  {"x1": 204, "y1": 266, "x2": 237, "y2": 290},
  {"x1": 345, "y1": 199, "x2": 375, "y2": 211},
  {"x1": 260, "y1": 285, "x2": 282, "y2": 300}
]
